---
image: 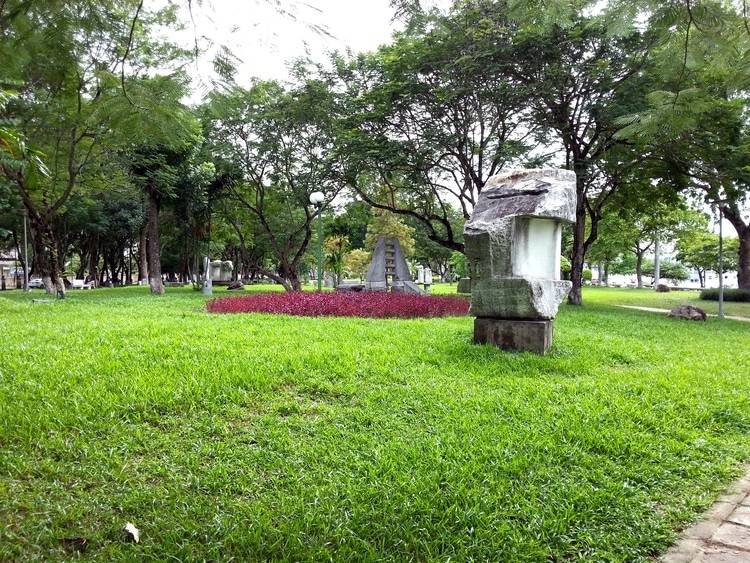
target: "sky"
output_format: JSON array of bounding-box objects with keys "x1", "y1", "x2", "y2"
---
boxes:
[{"x1": 163, "y1": 0, "x2": 450, "y2": 92}]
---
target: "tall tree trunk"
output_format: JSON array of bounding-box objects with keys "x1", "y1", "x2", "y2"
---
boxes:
[
  {"x1": 138, "y1": 223, "x2": 149, "y2": 284},
  {"x1": 635, "y1": 252, "x2": 644, "y2": 288},
  {"x1": 724, "y1": 208, "x2": 750, "y2": 290},
  {"x1": 147, "y1": 186, "x2": 165, "y2": 295},
  {"x1": 88, "y1": 232, "x2": 99, "y2": 288},
  {"x1": 32, "y1": 220, "x2": 65, "y2": 297},
  {"x1": 567, "y1": 175, "x2": 587, "y2": 306}
]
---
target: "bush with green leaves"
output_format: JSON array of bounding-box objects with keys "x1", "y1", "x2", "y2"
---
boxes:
[{"x1": 700, "y1": 288, "x2": 750, "y2": 302}]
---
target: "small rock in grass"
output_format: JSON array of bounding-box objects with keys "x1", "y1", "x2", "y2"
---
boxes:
[
  {"x1": 668, "y1": 304, "x2": 707, "y2": 321},
  {"x1": 227, "y1": 281, "x2": 245, "y2": 290}
]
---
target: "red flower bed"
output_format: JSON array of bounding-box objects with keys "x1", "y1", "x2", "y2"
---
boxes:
[{"x1": 206, "y1": 291, "x2": 470, "y2": 318}]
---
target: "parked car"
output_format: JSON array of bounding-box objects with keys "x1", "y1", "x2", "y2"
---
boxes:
[{"x1": 27, "y1": 278, "x2": 44, "y2": 288}]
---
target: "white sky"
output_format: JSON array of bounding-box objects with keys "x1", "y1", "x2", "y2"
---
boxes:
[{"x1": 161, "y1": 0, "x2": 451, "y2": 95}]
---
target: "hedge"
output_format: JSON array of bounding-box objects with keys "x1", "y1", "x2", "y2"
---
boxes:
[{"x1": 699, "y1": 288, "x2": 750, "y2": 302}]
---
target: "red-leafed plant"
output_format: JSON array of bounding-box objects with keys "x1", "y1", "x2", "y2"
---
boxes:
[{"x1": 206, "y1": 291, "x2": 470, "y2": 318}]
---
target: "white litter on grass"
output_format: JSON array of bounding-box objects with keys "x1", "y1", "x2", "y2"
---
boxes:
[{"x1": 123, "y1": 522, "x2": 140, "y2": 543}]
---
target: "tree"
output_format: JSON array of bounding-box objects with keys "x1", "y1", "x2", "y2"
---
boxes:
[
  {"x1": 0, "y1": 0, "x2": 194, "y2": 295},
  {"x1": 128, "y1": 132, "x2": 199, "y2": 294},
  {"x1": 323, "y1": 235, "x2": 349, "y2": 286},
  {"x1": 334, "y1": 1, "x2": 536, "y2": 253},
  {"x1": 203, "y1": 78, "x2": 345, "y2": 291},
  {"x1": 676, "y1": 228, "x2": 740, "y2": 288},
  {"x1": 642, "y1": 261, "x2": 689, "y2": 285},
  {"x1": 364, "y1": 207, "x2": 416, "y2": 257},
  {"x1": 326, "y1": 200, "x2": 371, "y2": 250},
  {"x1": 507, "y1": 8, "x2": 654, "y2": 305},
  {"x1": 342, "y1": 248, "x2": 371, "y2": 281},
  {"x1": 448, "y1": 250, "x2": 468, "y2": 280},
  {"x1": 615, "y1": 1, "x2": 750, "y2": 289}
]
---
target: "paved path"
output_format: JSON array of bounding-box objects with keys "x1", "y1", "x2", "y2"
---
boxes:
[
  {"x1": 660, "y1": 468, "x2": 750, "y2": 562},
  {"x1": 619, "y1": 306, "x2": 750, "y2": 322}
]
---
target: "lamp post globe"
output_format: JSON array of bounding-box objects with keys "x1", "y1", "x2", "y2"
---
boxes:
[{"x1": 309, "y1": 192, "x2": 325, "y2": 291}]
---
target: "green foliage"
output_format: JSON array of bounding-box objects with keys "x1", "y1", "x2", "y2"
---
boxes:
[
  {"x1": 448, "y1": 251, "x2": 468, "y2": 279},
  {"x1": 676, "y1": 230, "x2": 740, "y2": 274},
  {"x1": 342, "y1": 248, "x2": 371, "y2": 281},
  {"x1": 364, "y1": 207, "x2": 416, "y2": 256},
  {"x1": 642, "y1": 261, "x2": 689, "y2": 283},
  {"x1": 335, "y1": 0, "x2": 534, "y2": 253},
  {"x1": 0, "y1": 286, "x2": 748, "y2": 560},
  {"x1": 326, "y1": 201, "x2": 371, "y2": 250},
  {"x1": 611, "y1": 254, "x2": 638, "y2": 276},
  {"x1": 323, "y1": 235, "x2": 349, "y2": 285},
  {"x1": 611, "y1": 1, "x2": 750, "y2": 289},
  {"x1": 203, "y1": 79, "x2": 344, "y2": 290},
  {"x1": 560, "y1": 254, "x2": 572, "y2": 276},
  {"x1": 700, "y1": 288, "x2": 750, "y2": 303}
]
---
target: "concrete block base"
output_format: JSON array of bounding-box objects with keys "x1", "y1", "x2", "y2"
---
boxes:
[
  {"x1": 474, "y1": 318, "x2": 554, "y2": 355},
  {"x1": 457, "y1": 278, "x2": 472, "y2": 294}
]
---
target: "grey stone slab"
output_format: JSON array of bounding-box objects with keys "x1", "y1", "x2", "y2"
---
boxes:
[
  {"x1": 704, "y1": 501, "x2": 743, "y2": 524},
  {"x1": 365, "y1": 236, "x2": 425, "y2": 294},
  {"x1": 659, "y1": 538, "x2": 704, "y2": 562},
  {"x1": 474, "y1": 318, "x2": 554, "y2": 354},
  {"x1": 727, "y1": 506, "x2": 750, "y2": 527},
  {"x1": 712, "y1": 522, "x2": 750, "y2": 551},
  {"x1": 470, "y1": 278, "x2": 572, "y2": 319},
  {"x1": 686, "y1": 518, "x2": 728, "y2": 541},
  {"x1": 693, "y1": 544, "x2": 750, "y2": 563}
]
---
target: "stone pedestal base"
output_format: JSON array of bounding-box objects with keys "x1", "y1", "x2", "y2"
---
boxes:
[
  {"x1": 457, "y1": 278, "x2": 472, "y2": 294},
  {"x1": 474, "y1": 318, "x2": 554, "y2": 355}
]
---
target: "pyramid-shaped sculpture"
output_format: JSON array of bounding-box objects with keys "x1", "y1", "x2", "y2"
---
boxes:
[{"x1": 365, "y1": 236, "x2": 425, "y2": 294}]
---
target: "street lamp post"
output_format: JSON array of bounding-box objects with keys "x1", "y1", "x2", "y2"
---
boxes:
[
  {"x1": 710, "y1": 199, "x2": 731, "y2": 319},
  {"x1": 22, "y1": 208, "x2": 29, "y2": 292},
  {"x1": 718, "y1": 206, "x2": 725, "y2": 319},
  {"x1": 309, "y1": 191, "x2": 325, "y2": 291}
]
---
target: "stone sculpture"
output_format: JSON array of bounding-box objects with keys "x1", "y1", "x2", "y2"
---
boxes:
[
  {"x1": 365, "y1": 236, "x2": 425, "y2": 294},
  {"x1": 464, "y1": 168, "x2": 577, "y2": 354},
  {"x1": 208, "y1": 259, "x2": 233, "y2": 282}
]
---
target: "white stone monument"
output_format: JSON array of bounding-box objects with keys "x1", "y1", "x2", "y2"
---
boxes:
[
  {"x1": 464, "y1": 169, "x2": 576, "y2": 354},
  {"x1": 423, "y1": 266, "x2": 432, "y2": 292}
]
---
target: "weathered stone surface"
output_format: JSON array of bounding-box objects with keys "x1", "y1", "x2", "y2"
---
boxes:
[
  {"x1": 205, "y1": 257, "x2": 234, "y2": 282},
  {"x1": 464, "y1": 168, "x2": 576, "y2": 321},
  {"x1": 466, "y1": 169, "x2": 576, "y2": 232},
  {"x1": 391, "y1": 281, "x2": 425, "y2": 294},
  {"x1": 365, "y1": 236, "x2": 426, "y2": 295},
  {"x1": 474, "y1": 318, "x2": 554, "y2": 354},
  {"x1": 457, "y1": 278, "x2": 472, "y2": 294},
  {"x1": 668, "y1": 304, "x2": 707, "y2": 321},
  {"x1": 470, "y1": 278, "x2": 572, "y2": 319},
  {"x1": 227, "y1": 281, "x2": 244, "y2": 290}
]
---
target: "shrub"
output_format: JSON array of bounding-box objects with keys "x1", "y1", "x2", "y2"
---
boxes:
[
  {"x1": 700, "y1": 288, "x2": 750, "y2": 302},
  {"x1": 206, "y1": 290, "x2": 471, "y2": 318},
  {"x1": 656, "y1": 284, "x2": 670, "y2": 293}
]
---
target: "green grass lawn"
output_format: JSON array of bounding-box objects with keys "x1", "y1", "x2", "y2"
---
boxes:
[{"x1": 1, "y1": 284, "x2": 748, "y2": 561}]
